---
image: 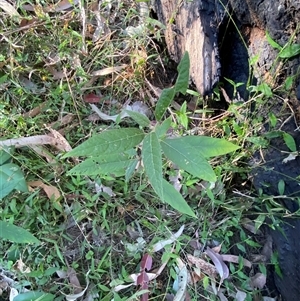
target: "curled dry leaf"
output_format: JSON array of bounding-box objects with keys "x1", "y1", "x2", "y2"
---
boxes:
[
  {"x1": 205, "y1": 247, "x2": 229, "y2": 282},
  {"x1": 140, "y1": 254, "x2": 153, "y2": 271},
  {"x1": 151, "y1": 225, "x2": 185, "y2": 252},
  {"x1": 235, "y1": 290, "x2": 247, "y2": 301},
  {"x1": 84, "y1": 93, "x2": 102, "y2": 103},
  {"x1": 187, "y1": 254, "x2": 217, "y2": 278},
  {"x1": 9, "y1": 288, "x2": 18, "y2": 301},
  {"x1": 48, "y1": 128, "x2": 72, "y2": 152},
  {"x1": 221, "y1": 254, "x2": 252, "y2": 268},
  {"x1": 13, "y1": 259, "x2": 31, "y2": 273},
  {"x1": 53, "y1": 0, "x2": 79, "y2": 12},
  {"x1": 28, "y1": 180, "x2": 61, "y2": 201},
  {"x1": 67, "y1": 268, "x2": 82, "y2": 295},
  {"x1": 0, "y1": 0, "x2": 20, "y2": 18},
  {"x1": 173, "y1": 267, "x2": 188, "y2": 301},
  {"x1": 250, "y1": 273, "x2": 266, "y2": 289},
  {"x1": 91, "y1": 64, "x2": 127, "y2": 76},
  {"x1": 23, "y1": 101, "x2": 48, "y2": 118}
]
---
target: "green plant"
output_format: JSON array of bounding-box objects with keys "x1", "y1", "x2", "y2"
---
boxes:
[
  {"x1": 63, "y1": 52, "x2": 240, "y2": 218},
  {"x1": 0, "y1": 147, "x2": 28, "y2": 199}
]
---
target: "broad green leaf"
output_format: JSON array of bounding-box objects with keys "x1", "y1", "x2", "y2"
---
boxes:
[
  {"x1": 67, "y1": 154, "x2": 135, "y2": 176},
  {"x1": 175, "y1": 51, "x2": 190, "y2": 94},
  {"x1": 0, "y1": 221, "x2": 40, "y2": 244},
  {"x1": 142, "y1": 132, "x2": 163, "y2": 197},
  {"x1": 0, "y1": 163, "x2": 28, "y2": 199},
  {"x1": 266, "y1": 31, "x2": 282, "y2": 50},
  {"x1": 257, "y1": 83, "x2": 272, "y2": 97},
  {"x1": 161, "y1": 139, "x2": 216, "y2": 182},
  {"x1": 165, "y1": 136, "x2": 240, "y2": 158},
  {"x1": 269, "y1": 112, "x2": 277, "y2": 128},
  {"x1": 154, "y1": 117, "x2": 172, "y2": 139},
  {"x1": 161, "y1": 179, "x2": 196, "y2": 218},
  {"x1": 155, "y1": 87, "x2": 176, "y2": 121},
  {"x1": 13, "y1": 291, "x2": 54, "y2": 301},
  {"x1": 125, "y1": 159, "x2": 138, "y2": 182},
  {"x1": 62, "y1": 128, "x2": 144, "y2": 158},
  {"x1": 124, "y1": 110, "x2": 150, "y2": 127},
  {"x1": 0, "y1": 147, "x2": 12, "y2": 165},
  {"x1": 283, "y1": 132, "x2": 296, "y2": 152},
  {"x1": 284, "y1": 76, "x2": 294, "y2": 90},
  {"x1": 279, "y1": 44, "x2": 300, "y2": 59}
]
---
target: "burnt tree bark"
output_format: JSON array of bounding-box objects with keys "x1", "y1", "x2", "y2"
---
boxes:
[
  {"x1": 154, "y1": 1, "x2": 300, "y2": 300},
  {"x1": 153, "y1": 0, "x2": 226, "y2": 95}
]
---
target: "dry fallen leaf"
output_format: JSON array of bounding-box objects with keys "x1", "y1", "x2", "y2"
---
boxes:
[
  {"x1": 250, "y1": 273, "x2": 266, "y2": 289},
  {"x1": 48, "y1": 128, "x2": 72, "y2": 152},
  {"x1": 28, "y1": 180, "x2": 61, "y2": 201},
  {"x1": 205, "y1": 248, "x2": 229, "y2": 282},
  {"x1": 221, "y1": 254, "x2": 252, "y2": 268},
  {"x1": 0, "y1": 0, "x2": 20, "y2": 18},
  {"x1": 54, "y1": 0, "x2": 79, "y2": 12},
  {"x1": 91, "y1": 64, "x2": 127, "y2": 76},
  {"x1": 83, "y1": 93, "x2": 102, "y2": 103},
  {"x1": 235, "y1": 289, "x2": 247, "y2": 301},
  {"x1": 187, "y1": 254, "x2": 218, "y2": 278},
  {"x1": 13, "y1": 259, "x2": 31, "y2": 273},
  {"x1": 151, "y1": 225, "x2": 185, "y2": 252}
]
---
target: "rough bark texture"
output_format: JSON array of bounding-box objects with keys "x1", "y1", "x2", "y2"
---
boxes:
[
  {"x1": 153, "y1": 0, "x2": 226, "y2": 95},
  {"x1": 154, "y1": 1, "x2": 300, "y2": 300}
]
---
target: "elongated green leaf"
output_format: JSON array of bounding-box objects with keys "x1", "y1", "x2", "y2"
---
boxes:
[
  {"x1": 124, "y1": 110, "x2": 150, "y2": 128},
  {"x1": 266, "y1": 31, "x2": 282, "y2": 50},
  {"x1": 0, "y1": 163, "x2": 28, "y2": 199},
  {"x1": 161, "y1": 180, "x2": 196, "y2": 218},
  {"x1": 279, "y1": 44, "x2": 300, "y2": 59},
  {"x1": 154, "y1": 117, "x2": 172, "y2": 139},
  {"x1": 142, "y1": 132, "x2": 163, "y2": 197},
  {"x1": 0, "y1": 221, "x2": 40, "y2": 244},
  {"x1": 62, "y1": 128, "x2": 144, "y2": 158},
  {"x1": 161, "y1": 139, "x2": 216, "y2": 182},
  {"x1": 0, "y1": 147, "x2": 12, "y2": 165},
  {"x1": 283, "y1": 132, "x2": 296, "y2": 152},
  {"x1": 125, "y1": 159, "x2": 139, "y2": 182},
  {"x1": 155, "y1": 87, "x2": 176, "y2": 121},
  {"x1": 170, "y1": 136, "x2": 240, "y2": 157},
  {"x1": 68, "y1": 155, "x2": 136, "y2": 176},
  {"x1": 175, "y1": 51, "x2": 190, "y2": 94},
  {"x1": 13, "y1": 291, "x2": 54, "y2": 301}
]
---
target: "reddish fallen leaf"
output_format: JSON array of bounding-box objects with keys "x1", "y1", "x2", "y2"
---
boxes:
[
  {"x1": 141, "y1": 254, "x2": 152, "y2": 271},
  {"x1": 20, "y1": 18, "x2": 38, "y2": 29},
  {"x1": 83, "y1": 93, "x2": 102, "y2": 103},
  {"x1": 137, "y1": 272, "x2": 149, "y2": 301}
]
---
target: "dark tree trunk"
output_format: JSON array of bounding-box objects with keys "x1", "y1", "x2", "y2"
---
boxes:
[{"x1": 154, "y1": 1, "x2": 300, "y2": 300}]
